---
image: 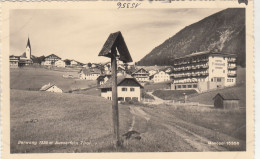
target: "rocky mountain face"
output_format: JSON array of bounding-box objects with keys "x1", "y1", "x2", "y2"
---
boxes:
[{"x1": 137, "y1": 8, "x2": 245, "y2": 67}]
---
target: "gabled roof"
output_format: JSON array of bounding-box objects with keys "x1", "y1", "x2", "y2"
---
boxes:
[
  {"x1": 213, "y1": 93, "x2": 239, "y2": 100},
  {"x1": 45, "y1": 54, "x2": 61, "y2": 59},
  {"x1": 98, "y1": 31, "x2": 133, "y2": 63},
  {"x1": 99, "y1": 75, "x2": 143, "y2": 89},
  {"x1": 97, "y1": 74, "x2": 112, "y2": 81},
  {"x1": 132, "y1": 68, "x2": 149, "y2": 75},
  {"x1": 40, "y1": 83, "x2": 62, "y2": 91},
  {"x1": 26, "y1": 37, "x2": 31, "y2": 48}
]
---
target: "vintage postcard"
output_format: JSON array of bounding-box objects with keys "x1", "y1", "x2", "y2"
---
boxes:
[{"x1": 0, "y1": 0, "x2": 254, "y2": 159}]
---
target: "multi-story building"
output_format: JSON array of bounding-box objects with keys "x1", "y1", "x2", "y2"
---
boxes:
[
  {"x1": 42, "y1": 54, "x2": 61, "y2": 66},
  {"x1": 9, "y1": 55, "x2": 20, "y2": 68},
  {"x1": 171, "y1": 51, "x2": 237, "y2": 92},
  {"x1": 132, "y1": 68, "x2": 149, "y2": 83},
  {"x1": 150, "y1": 71, "x2": 170, "y2": 83}
]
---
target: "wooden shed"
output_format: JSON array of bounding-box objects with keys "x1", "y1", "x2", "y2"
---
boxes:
[{"x1": 213, "y1": 93, "x2": 240, "y2": 109}]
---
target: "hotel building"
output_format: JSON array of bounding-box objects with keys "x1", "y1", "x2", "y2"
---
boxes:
[{"x1": 171, "y1": 51, "x2": 237, "y2": 92}]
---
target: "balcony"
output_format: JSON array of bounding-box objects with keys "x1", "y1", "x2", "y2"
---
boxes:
[
  {"x1": 228, "y1": 59, "x2": 236, "y2": 62},
  {"x1": 227, "y1": 73, "x2": 237, "y2": 77},
  {"x1": 228, "y1": 66, "x2": 237, "y2": 70}
]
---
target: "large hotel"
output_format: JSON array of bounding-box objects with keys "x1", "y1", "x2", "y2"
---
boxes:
[{"x1": 171, "y1": 51, "x2": 237, "y2": 92}]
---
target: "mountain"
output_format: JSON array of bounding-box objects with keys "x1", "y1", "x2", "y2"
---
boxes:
[{"x1": 137, "y1": 8, "x2": 246, "y2": 67}]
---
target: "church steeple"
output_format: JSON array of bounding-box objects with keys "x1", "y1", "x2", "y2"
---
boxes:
[
  {"x1": 26, "y1": 37, "x2": 31, "y2": 48},
  {"x1": 25, "y1": 36, "x2": 31, "y2": 59}
]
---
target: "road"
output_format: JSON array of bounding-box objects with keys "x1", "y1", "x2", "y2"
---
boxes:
[{"x1": 129, "y1": 106, "x2": 228, "y2": 151}]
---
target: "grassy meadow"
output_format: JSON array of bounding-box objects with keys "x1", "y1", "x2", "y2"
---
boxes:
[
  {"x1": 10, "y1": 68, "x2": 96, "y2": 92},
  {"x1": 11, "y1": 90, "x2": 132, "y2": 153},
  {"x1": 10, "y1": 67, "x2": 246, "y2": 152}
]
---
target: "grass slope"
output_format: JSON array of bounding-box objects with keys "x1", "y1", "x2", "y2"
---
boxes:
[
  {"x1": 188, "y1": 84, "x2": 246, "y2": 107},
  {"x1": 11, "y1": 90, "x2": 131, "y2": 153},
  {"x1": 10, "y1": 68, "x2": 96, "y2": 92}
]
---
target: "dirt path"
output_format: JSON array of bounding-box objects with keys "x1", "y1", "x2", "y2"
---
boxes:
[
  {"x1": 146, "y1": 92, "x2": 165, "y2": 104},
  {"x1": 129, "y1": 106, "x2": 227, "y2": 151}
]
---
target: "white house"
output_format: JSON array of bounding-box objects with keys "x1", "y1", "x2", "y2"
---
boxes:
[
  {"x1": 99, "y1": 75, "x2": 143, "y2": 102},
  {"x1": 150, "y1": 71, "x2": 170, "y2": 83},
  {"x1": 79, "y1": 68, "x2": 101, "y2": 80},
  {"x1": 40, "y1": 83, "x2": 63, "y2": 93},
  {"x1": 55, "y1": 60, "x2": 66, "y2": 67},
  {"x1": 70, "y1": 60, "x2": 78, "y2": 66}
]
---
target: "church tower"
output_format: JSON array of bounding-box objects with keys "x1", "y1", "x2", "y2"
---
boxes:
[{"x1": 25, "y1": 37, "x2": 31, "y2": 59}]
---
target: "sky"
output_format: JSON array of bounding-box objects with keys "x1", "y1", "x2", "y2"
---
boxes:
[{"x1": 10, "y1": 8, "x2": 224, "y2": 64}]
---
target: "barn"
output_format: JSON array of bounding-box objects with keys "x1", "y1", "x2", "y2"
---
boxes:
[
  {"x1": 40, "y1": 83, "x2": 63, "y2": 93},
  {"x1": 213, "y1": 93, "x2": 239, "y2": 109}
]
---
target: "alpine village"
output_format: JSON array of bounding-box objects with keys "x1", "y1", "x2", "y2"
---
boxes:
[{"x1": 10, "y1": 8, "x2": 246, "y2": 153}]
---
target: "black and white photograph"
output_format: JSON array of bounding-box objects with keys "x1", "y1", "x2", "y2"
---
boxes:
[{"x1": 2, "y1": 1, "x2": 253, "y2": 157}]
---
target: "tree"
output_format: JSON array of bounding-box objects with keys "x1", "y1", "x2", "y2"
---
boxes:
[
  {"x1": 88, "y1": 62, "x2": 92, "y2": 68},
  {"x1": 64, "y1": 59, "x2": 71, "y2": 66}
]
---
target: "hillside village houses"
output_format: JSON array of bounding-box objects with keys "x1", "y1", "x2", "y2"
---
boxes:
[
  {"x1": 99, "y1": 75, "x2": 143, "y2": 102},
  {"x1": 42, "y1": 54, "x2": 62, "y2": 66},
  {"x1": 79, "y1": 68, "x2": 102, "y2": 80},
  {"x1": 171, "y1": 50, "x2": 237, "y2": 92},
  {"x1": 150, "y1": 70, "x2": 171, "y2": 83},
  {"x1": 97, "y1": 74, "x2": 111, "y2": 86},
  {"x1": 9, "y1": 37, "x2": 33, "y2": 68},
  {"x1": 54, "y1": 59, "x2": 66, "y2": 67},
  {"x1": 132, "y1": 68, "x2": 150, "y2": 83}
]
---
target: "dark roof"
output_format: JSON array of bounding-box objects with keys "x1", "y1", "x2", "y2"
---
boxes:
[
  {"x1": 81, "y1": 68, "x2": 101, "y2": 75},
  {"x1": 132, "y1": 68, "x2": 149, "y2": 75},
  {"x1": 45, "y1": 54, "x2": 61, "y2": 59},
  {"x1": 26, "y1": 37, "x2": 31, "y2": 48},
  {"x1": 40, "y1": 83, "x2": 61, "y2": 91},
  {"x1": 97, "y1": 74, "x2": 111, "y2": 80},
  {"x1": 99, "y1": 75, "x2": 143, "y2": 89},
  {"x1": 98, "y1": 31, "x2": 133, "y2": 63},
  {"x1": 213, "y1": 93, "x2": 239, "y2": 100},
  {"x1": 174, "y1": 51, "x2": 236, "y2": 60}
]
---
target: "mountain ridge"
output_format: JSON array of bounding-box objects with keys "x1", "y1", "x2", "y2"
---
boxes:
[{"x1": 137, "y1": 8, "x2": 245, "y2": 67}]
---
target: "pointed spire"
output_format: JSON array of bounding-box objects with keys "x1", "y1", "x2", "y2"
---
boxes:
[{"x1": 26, "y1": 36, "x2": 31, "y2": 48}]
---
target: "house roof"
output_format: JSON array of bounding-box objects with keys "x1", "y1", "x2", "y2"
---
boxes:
[
  {"x1": 132, "y1": 68, "x2": 149, "y2": 75},
  {"x1": 99, "y1": 75, "x2": 143, "y2": 89},
  {"x1": 98, "y1": 31, "x2": 133, "y2": 63},
  {"x1": 40, "y1": 83, "x2": 62, "y2": 91},
  {"x1": 81, "y1": 68, "x2": 101, "y2": 75},
  {"x1": 97, "y1": 74, "x2": 111, "y2": 80},
  {"x1": 213, "y1": 92, "x2": 239, "y2": 100},
  {"x1": 45, "y1": 54, "x2": 61, "y2": 59},
  {"x1": 174, "y1": 51, "x2": 236, "y2": 60}
]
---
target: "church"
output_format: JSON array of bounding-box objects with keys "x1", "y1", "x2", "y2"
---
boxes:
[{"x1": 10, "y1": 37, "x2": 33, "y2": 68}]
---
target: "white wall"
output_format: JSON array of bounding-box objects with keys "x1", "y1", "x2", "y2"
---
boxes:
[
  {"x1": 46, "y1": 86, "x2": 63, "y2": 93},
  {"x1": 101, "y1": 86, "x2": 141, "y2": 101},
  {"x1": 153, "y1": 71, "x2": 170, "y2": 83}
]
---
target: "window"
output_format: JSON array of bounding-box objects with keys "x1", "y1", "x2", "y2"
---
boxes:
[
  {"x1": 211, "y1": 78, "x2": 214, "y2": 82},
  {"x1": 223, "y1": 70, "x2": 225, "y2": 73},
  {"x1": 178, "y1": 85, "x2": 181, "y2": 88},
  {"x1": 217, "y1": 78, "x2": 221, "y2": 82},
  {"x1": 122, "y1": 88, "x2": 127, "y2": 91},
  {"x1": 193, "y1": 84, "x2": 197, "y2": 88},
  {"x1": 183, "y1": 85, "x2": 186, "y2": 88},
  {"x1": 188, "y1": 85, "x2": 192, "y2": 88},
  {"x1": 130, "y1": 88, "x2": 135, "y2": 92}
]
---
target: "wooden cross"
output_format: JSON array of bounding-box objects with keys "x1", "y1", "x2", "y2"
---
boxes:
[{"x1": 98, "y1": 31, "x2": 133, "y2": 147}]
